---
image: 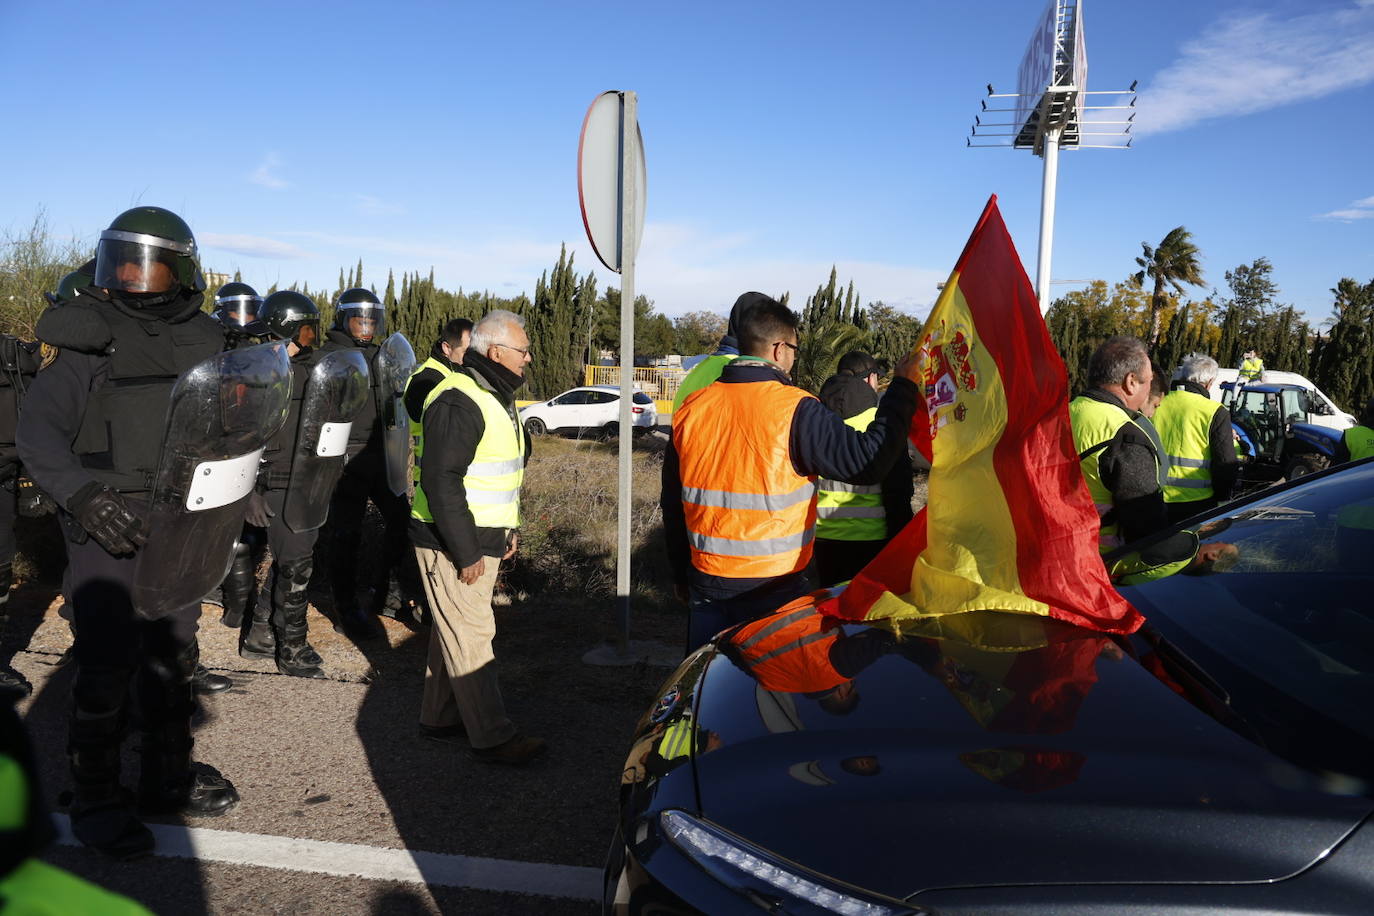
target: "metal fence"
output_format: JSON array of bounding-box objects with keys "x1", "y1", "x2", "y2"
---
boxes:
[{"x1": 584, "y1": 365, "x2": 684, "y2": 412}]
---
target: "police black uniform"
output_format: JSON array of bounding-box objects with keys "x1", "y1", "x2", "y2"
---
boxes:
[
  {"x1": 320, "y1": 288, "x2": 416, "y2": 638},
  {"x1": 16, "y1": 207, "x2": 239, "y2": 859},
  {"x1": 237, "y1": 290, "x2": 338, "y2": 678},
  {"x1": 0, "y1": 334, "x2": 41, "y2": 696}
]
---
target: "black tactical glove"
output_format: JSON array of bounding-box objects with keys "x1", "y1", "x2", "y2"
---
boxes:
[
  {"x1": 244, "y1": 490, "x2": 275, "y2": 529},
  {"x1": 67, "y1": 482, "x2": 147, "y2": 556},
  {"x1": 16, "y1": 476, "x2": 57, "y2": 518}
]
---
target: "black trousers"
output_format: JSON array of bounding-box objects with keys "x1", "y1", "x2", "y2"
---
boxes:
[
  {"x1": 813, "y1": 538, "x2": 887, "y2": 590},
  {"x1": 66, "y1": 531, "x2": 202, "y2": 753},
  {"x1": 326, "y1": 450, "x2": 416, "y2": 607},
  {"x1": 0, "y1": 471, "x2": 17, "y2": 570}
]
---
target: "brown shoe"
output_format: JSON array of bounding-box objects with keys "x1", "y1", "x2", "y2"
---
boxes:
[{"x1": 472, "y1": 734, "x2": 546, "y2": 765}]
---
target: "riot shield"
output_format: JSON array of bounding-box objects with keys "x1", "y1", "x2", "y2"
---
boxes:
[
  {"x1": 282, "y1": 350, "x2": 370, "y2": 532},
  {"x1": 132, "y1": 342, "x2": 291, "y2": 620},
  {"x1": 375, "y1": 332, "x2": 417, "y2": 496}
]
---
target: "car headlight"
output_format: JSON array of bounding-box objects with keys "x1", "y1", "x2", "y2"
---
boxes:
[{"x1": 660, "y1": 810, "x2": 922, "y2": 915}]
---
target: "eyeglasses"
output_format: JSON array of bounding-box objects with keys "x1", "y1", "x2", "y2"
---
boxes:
[
  {"x1": 494, "y1": 342, "x2": 530, "y2": 356},
  {"x1": 775, "y1": 341, "x2": 799, "y2": 353}
]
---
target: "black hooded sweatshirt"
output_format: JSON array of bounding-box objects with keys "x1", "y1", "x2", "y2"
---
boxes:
[{"x1": 815, "y1": 370, "x2": 915, "y2": 539}]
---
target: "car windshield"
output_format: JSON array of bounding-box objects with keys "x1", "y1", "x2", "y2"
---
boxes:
[{"x1": 1126, "y1": 461, "x2": 1374, "y2": 776}]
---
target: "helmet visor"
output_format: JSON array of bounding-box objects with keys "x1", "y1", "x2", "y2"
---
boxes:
[
  {"x1": 94, "y1": 237, "x2": 179, "y2": 293},
  {"x1": 339, "y1": 305, "x2": 384, "y2": 340},
  {"x1": 215, "y1": 294, "x2": 263, "y2": 328},
  {"x1": 295, "y1": 319, "x2": 320, "y2": 349}
]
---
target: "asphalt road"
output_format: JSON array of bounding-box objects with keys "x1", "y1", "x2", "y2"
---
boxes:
[{"x1": 6, "y1": 581, "x2": 684, "y2": 915}]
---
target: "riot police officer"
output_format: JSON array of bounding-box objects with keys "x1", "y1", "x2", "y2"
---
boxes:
[
  {"x1": 239, "y1": 291, "x2": 366, "y2": 677},
  {"x1": 17, "y1": 207, "x2": 241, "y2": 859},
  {"x1": 0, "y1": 330, "x2": 41, "y2": 696},
  {"x1": 207, "y1": 281, "x2": 269, "y2": 631},
  {"x1": 321, "y1": 288, "x2": 416, "y2": 638}
]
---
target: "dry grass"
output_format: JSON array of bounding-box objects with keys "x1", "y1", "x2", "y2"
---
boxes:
[{"x1": 508, "y1": 433, "x2": 674, "y2": 613}]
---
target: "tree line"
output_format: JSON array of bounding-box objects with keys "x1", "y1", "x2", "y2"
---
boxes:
[
  {"x1": 1048, "y1": 225, "x2": 1374, "y2": 414},
  {"x1": 0, "y1": 210, "x2": 929, "y2": 401}
]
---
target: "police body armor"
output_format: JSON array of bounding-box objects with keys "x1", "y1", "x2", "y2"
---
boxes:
[
  {"x1": 374, "y1": 333, "x2": 416, "y2": 497},
  {"x1": 132, "y1": 343, "x2": 292, "y2": 619},
  {"x1": 283, "y1": 350, "x2": 370, "y2": 532},
  {"x1": 66, "y1": 303, "x2": 226, "y2": 494}
]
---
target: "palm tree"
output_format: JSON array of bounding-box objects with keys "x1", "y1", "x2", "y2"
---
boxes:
[{"x1": 1133, "y1": 226, "x2": 1204, "y2": 352}]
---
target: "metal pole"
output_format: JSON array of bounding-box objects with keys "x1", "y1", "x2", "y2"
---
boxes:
[
  {"x1": 1036, "y1": 123, "x2": 1062, "y2": 314},
  {"x1": 615, "y1": 91, "x2": 637, "y2": 653}
]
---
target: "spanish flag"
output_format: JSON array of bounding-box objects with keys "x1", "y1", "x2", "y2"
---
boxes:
[{"x1": 823, "y1": 196, "x2": 1142, "y2": 634}]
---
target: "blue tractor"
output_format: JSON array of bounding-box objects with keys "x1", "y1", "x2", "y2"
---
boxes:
[{"x1": 1222, "y1": 382, "x2": 1343, "y2": 486}]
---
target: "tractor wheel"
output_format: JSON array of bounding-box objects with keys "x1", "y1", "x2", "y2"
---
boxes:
[
  {"x1": 1284, "y1": 453, "x2": 1328, "y2": 482},
  {"x1": 524, "y1": 417, "x2": 546, "y2": 437}
]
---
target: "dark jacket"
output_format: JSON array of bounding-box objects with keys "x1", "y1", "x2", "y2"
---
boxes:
[
  {"x1": 1078, "y1": 387, "x2": 1169, "y2": 544},
  {"x1": 408, "y1": 350, "x2": 532, "y2": 568},
  {"x1": 0, "y1": 336, "x2": 41, "y2": 478},
  {"x1": 1168, "y1": 379, "x2": 1240, "y2": 500},
  {"x1": 18, "y1": 289, "x2": 222, "y2": 506},
  {"x1": 662, "y1": 359, "x2": 920, "y2": 600},
  {"x1": 260, "y1": 346, "x2": 327, "y2": 489},
  {"x1": 816, "y1": 371, "x2": 915, "y2": 539},
  {"x1": 403, "y1": 341, "x2": 460, "y2": 422}
]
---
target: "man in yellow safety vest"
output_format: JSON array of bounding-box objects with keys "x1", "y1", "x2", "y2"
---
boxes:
[{"x1": 408, "y1": 310, "x2": 545, "y2": 766}]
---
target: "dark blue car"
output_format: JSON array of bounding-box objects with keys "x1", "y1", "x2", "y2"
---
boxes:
[{"x1": 606, "y1": 459, "x2": 1374, "y2": 915}]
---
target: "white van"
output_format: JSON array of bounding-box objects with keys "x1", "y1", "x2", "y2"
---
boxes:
[{"x1": 1206, "y1": 368, "x2": 1356, "y2": 431}]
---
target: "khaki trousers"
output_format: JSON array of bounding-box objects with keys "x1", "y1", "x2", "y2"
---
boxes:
[{"x1": 415, "y1": 547, "x2": 516, "y2": 749}]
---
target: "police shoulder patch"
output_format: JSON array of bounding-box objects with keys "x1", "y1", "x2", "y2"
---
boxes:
[{"x1": 39, "y1": 342, "x2": 59, "y2": 370}]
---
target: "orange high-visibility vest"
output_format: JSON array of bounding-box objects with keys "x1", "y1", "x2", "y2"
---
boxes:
[
  {"x1": 724, "y1": 599, "x2": 848, "y2": 694},
  {"x1": 675, "y1": 375, "x2": 817, "y2": 579}
]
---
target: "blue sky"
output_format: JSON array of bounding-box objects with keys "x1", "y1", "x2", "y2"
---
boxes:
[{"x1": 2, "y1": 0, "x2": 1371, "y2": 322}]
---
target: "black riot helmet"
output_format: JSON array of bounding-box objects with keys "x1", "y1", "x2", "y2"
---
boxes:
[
  {"x1": 213, "y1": 282, "x2": 263, "y2": 329},
  {"x1": 93, "y1": 207, "x2": 205, "y2": 299},
  {"x1": 333, "y1": 287, "x2": 385, "y2": 345},
  {"x1": 260, "y1": 290, "x2": 321, "y2": 351},
  {"x1": 47, "y1": 259, "x2": 97, "y2": 305}
]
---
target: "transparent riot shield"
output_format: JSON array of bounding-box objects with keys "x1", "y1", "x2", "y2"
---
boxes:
[
  {"x1": 132, "y1": 342, "x2": 291, "y2": 620},
  {"x1": 282, "y1": 350, "x2": 369, "y2": 532},
  {"x1": 375, "y1": 332, "x2": 417, "y2": 497}
]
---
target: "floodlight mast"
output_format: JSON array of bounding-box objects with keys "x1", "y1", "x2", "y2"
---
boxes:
[{"x1": 967, "y1": 0, "x2": 1137, "y2": 312}]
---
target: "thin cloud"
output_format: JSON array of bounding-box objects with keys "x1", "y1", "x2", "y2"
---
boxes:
[
  {"x1": 249, "y1": 153, "x2": 290, "y2": 189},
  {"x1": 353, "y1": 194, "x2": 405, "y2": 216},
  {"x1": 1135, "y1": 5, "x2": 1374, "y2": 135},
  {"x1": 1315, "y1": 195, "x2": 1374, "y2": 221},
  {"x1": 200, "y1": 233, "x2": 312, "y2": 259}
]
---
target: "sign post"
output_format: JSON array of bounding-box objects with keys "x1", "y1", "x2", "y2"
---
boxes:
[{"x1": 578, "y1": 90, "x2": 652, "y2": 662}]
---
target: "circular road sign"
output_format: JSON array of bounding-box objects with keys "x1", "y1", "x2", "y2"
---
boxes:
[{"x1": 578, "y1": 91, "x2": 646, "y2": 274}]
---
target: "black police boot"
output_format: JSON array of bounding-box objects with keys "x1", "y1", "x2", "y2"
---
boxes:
[
  {"x1": 138, "y1": 738, "x2": 240, "y2": 817},
  {"x1": 0, "y1": 565, "x2": 32, "y2": 696},
  {"x1": 192, "y1": 664, "x2": 232, "y2": 694},
  {"x1": 273, "y1": 558, "x2": 325, "y2": 679},
  {"x1": 136, "y1": 653, "x2": 239, "y2": 818},
  {"x1": 68, "y1": 705, "x2": 154, "y2": 860},
  {"x1": 239, "y1": 599, "x2": 276, "y2": 660},
  {"x1": 219, "y1": 538, "x2": 257, "y2": 629}
]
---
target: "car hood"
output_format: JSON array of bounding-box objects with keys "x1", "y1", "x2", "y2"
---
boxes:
[{"x1": 691, "y1": 610, "x2": 1372, "y2": 900}]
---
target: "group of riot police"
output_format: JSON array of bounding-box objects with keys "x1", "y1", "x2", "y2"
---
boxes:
[{"x1": 1, "y1": 206, "x2": 421, "y2": 861}]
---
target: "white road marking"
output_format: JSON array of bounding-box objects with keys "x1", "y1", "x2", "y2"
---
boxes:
[{"x1": 52, "y1": 815, "x2": 601, "y2": 901}]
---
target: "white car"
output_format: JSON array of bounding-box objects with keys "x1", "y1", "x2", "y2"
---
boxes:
[
  {"x1": 519, "y1": 386, "x2": 658, "y2": 438},
  {"x1": 1207, "y1": 368, "x2": 1355, "y2": 431}
]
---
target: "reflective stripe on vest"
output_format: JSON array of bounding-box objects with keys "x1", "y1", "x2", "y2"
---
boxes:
[
  {"x1": 1238, "y1": 357, "x2": 1263, "y2": 382},
  {"x1": 1153, "y1": 389, "x2": 1223, "y2": 503},
  {"x1": 815, "y1": 407, "x2": 886, "y2": 541},
  {"x1": 1069, "y1": 396, "x2": 1156, "y2": 553},
  {"x1": 675, "y1": 372, "x2": 818, "y2": 578},
  {"x1": 411, "y1": 370, "x2": 524, "y2": 529},
  {"x1": 1345, "y1": 425, "x2": 1374, "y2": 461},
  {"x1": 407, "y1": 357, "x2": 458, "y2": 484}
]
